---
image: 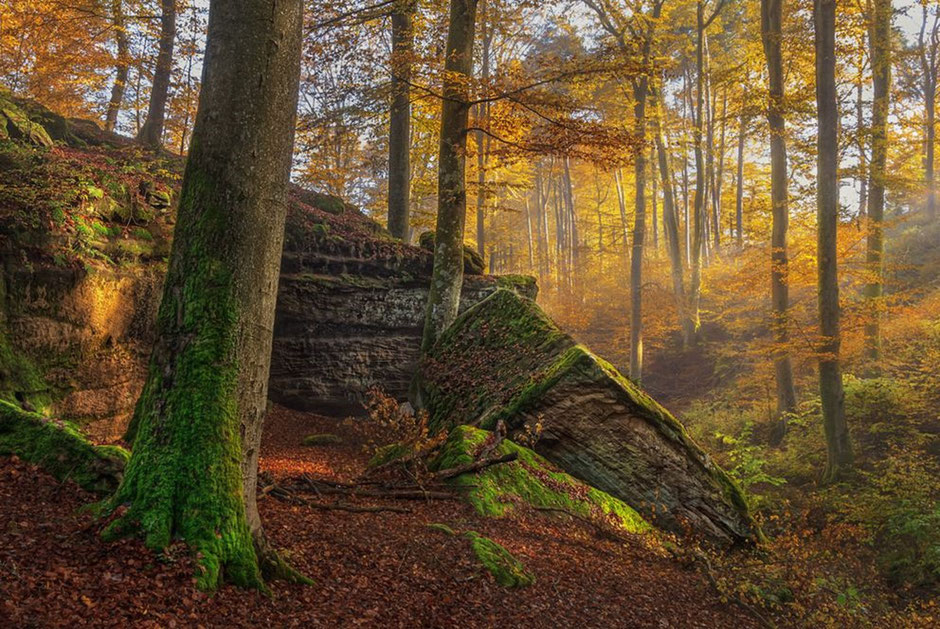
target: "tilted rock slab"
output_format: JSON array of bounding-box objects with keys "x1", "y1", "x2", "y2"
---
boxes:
[{"x1": 421, "y1": 289, "x2": 759, "y2": 545}]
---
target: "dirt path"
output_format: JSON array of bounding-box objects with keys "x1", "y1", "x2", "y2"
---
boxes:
[{"x1": 0, "y1": 405, "x2": 756, "y2": 628}]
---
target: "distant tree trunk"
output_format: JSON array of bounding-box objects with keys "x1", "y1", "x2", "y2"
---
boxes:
[
  {"x1": 735, "y1": 109, "x2": 746, "y2": 247},
  {"x1": 631, "y1": 79, "x2": 648, "y2": 382},
  {"x1": 615, "y1": 168, "x2": 630, "y2": 259},
  {"x1": 387, "y1": 0, "x2": 415, "y2": 240},
  {"x1": 864, "y1": 0, "x2": 891, "y2": 365},
  {"x1": 651, "y1": 144, "x2": 659, "y2": 252},
  {"x1": 814, "y1": 0, "x2": 853, "y2": 483},
  {"x1": 925, "y1": 69, "x2": 936, "y2": 221},
  {"x1": 422, "y1": 0, "x2": 480, "y2": 350},
  {"x1": 712, "y1": 85, "x2": 727, "y2": 252},
  {"x1": 105, "y1": 0, "x2": 129, "y2": 132},
  {"x1": 474, "y1": 1, "x2": 491, "y2": 257},
  {"x1": 761, "y1": 0, "x2": 798, "y2": 440},
  {"x1": 652, "y1": 87, "x2": 694, "y2": 348},
  {"x1": 137, "y1": 0, "x2": 177, "y2": 147},
  {"x1": 856, "y1": 61, "x2": 868, "y2": 220},
  {"x1": 524, "y1": 196, "x2": 535, "y2": 270},
  {"x1": 109, "y1": 0, "x2": 306, "y2": 590}
]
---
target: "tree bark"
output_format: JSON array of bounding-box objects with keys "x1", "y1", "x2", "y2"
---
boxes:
[
  {"x1": 137, "y1": 0, "x2": 177, "y2": 147},
  {"x1": 105, "y1": 0, "x2": 129, "y2": 132},
  {"x1": 630, "y1": 79, "x2": 648, "y2": 383},
  {"x1": 864, "y1": 0, "x2": 891, "y2": 365},
  {"x1": 761, "y1": 0, "x2": 798, "y2": 438},
  {"x1": 814, "y1": 0, "x2": 853, "y2": 483},
  {"x1": 474, "y1": 1, "x2": 491, "y2": 258},
  {"x1": 107, "y1": 0, "x2": 305, "y2": 590},
  {"x1": 735, "y1": 108, "x2": 746, "y2": 248},
  {"x1": 387, "y1": 0, "x2": 416, "y2": 240},
  {"x1": 421, "y1": 0, "x2": 480, "y2": 350}
]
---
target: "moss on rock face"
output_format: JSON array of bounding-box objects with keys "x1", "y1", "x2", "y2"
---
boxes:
[
  {"x1": 434, "y1": 425, "x2": 650, "y2": 534},
  {"x1": 421, "y1": 289, "x2": 759, "y2": 545},
  {"x1": 0, "y1": 399, "x2": 128, "y2": 493},
  {"x1": 464, "y1": 531, "x2": 534, "y2": 587}
]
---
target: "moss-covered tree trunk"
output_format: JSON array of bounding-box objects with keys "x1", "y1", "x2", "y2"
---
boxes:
[
  {"x1": 137, "y1": 0, "x2": 176, "y2": 147},
  {"x1": 109, "y1": 0, "x2": 305, "y2": 590},
  {"x1": 761, "y1": 0, "x2": 798, "y2": 437},
  {"x1": 421, "y1": 0, "x2": 480, "y2": 350},
  {"x1": 814, "y1": 0, "x2": 853, "y2": 483}
]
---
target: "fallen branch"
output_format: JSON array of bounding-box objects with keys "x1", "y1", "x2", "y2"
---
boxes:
[
  {"x1": 432, "y1": 452, "x2": 518, "y2": 481},
  {"x1": 262, "y1": 482, "x2": 413, "y2": 514}
]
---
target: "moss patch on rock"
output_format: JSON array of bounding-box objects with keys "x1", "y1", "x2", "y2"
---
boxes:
[
  {"x1": 434, "y1": 425, "x2": 650, "y2": 534},
  {"x1": 464, "y1": 531, "x2": 534, "y2": 587},
  {"x1": 0, "y1": 399, "x2": 128, "y2": 493},
  {"x1": 301, "y1": 433, "x2": 342, "y2": 446}
]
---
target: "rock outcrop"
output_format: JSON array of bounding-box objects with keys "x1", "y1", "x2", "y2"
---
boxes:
[
  {"x1": 0, "y1": 97, "x2": 536, "y2": 433},
  {"x1": 420, "y1": 289, "x2": 759, "y2": 545}
]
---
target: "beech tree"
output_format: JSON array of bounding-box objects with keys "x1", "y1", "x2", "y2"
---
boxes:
[
  {"x1": 421, "y1": 0, "x2": 480, "y2": 350},
  {"x1": 387, "y1": 0, "x2": 416, "y2": 240},
  {"x1": 760, "y1": 0, "x2": 797, "y2": 436},
  {"x1": 814, "y1": 0, "x2": 852, "y2": 483},
  {"x1": 137, "y1": 0, "x2": 177, "y2": 146},
  {"x1": 104, "y1": 0, "x2": 129, "y2": 131},
  {"x1": 104, "y1": 0, "x2": 307, "y2": 589},
  {"x1": 864, "y1": 0, "x2": 892, "y2": 364}
]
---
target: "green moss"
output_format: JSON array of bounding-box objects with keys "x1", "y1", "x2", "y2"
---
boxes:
[
  {"x1": 463, "y1": 531, "x2": 534, "y2": 587},
  {"x1": 301, "y1": 433, "x2": 342, "y2": 446},
  {"x1": 426, "y1": 522, "x2": 457, "y2": 536},
  {"x1": 0, "y1": 330, "x2": 52, "y2": 413},
  {"x1": 434, "y1": 426, "x2": 650, "y2": 534},
  {"x1": 367, "y1": 441, "x2": 412, "y2": 468},
  {"x1": 101, "y1": 166, "x2": 273, "y2": 592},
  {"x1": 0, "y1": 399, "x2": 127, "y2": 493}
]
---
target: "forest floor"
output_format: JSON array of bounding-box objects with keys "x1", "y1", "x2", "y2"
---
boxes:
[{"x1": 0, "y1": 404, "x2": 759, "y2": 629}]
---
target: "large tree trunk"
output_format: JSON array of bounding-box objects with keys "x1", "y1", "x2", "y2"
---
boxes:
[
  {"x1": 421, "y1": 0, "x2": 479, "y2": 350},
  {"x1": 761, "y1": 0, "x2": 798, "y2": 439},
  {"x1": 652, "y1": 87, "x2": 694, "y2": 348},
  {"x1": 689, "y1": 2, "x2": 711, "y2": 341},
  {"x1": 387, "y1": 0, "x2": 415, "y2": 240},
  {"x1": 864, "y1": 0, "x2": 891, "y2": 365},
  {"x1": 474, "y1": 1, "x2": 491, "y2": 259},
  {"x1": 137, "y1": 0, "x2": 177, "y2": 147},
  {"x1": 105, "y1": 0, "x2": 129, "y2": 132},
  {"x1": 107, "y1": 0, "x2": 305, "y2": 590},
  {"x1": 814, "y1": 0, "x2": 853, "y2": 483}
]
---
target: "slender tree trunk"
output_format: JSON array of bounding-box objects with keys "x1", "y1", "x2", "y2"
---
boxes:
[
  {"x1": 105, "y1": 0, "x2": 129, "y2": 132},
  {"x1": 713, "y1": 85, "x2": 727, "y2": 250},
  {"x1": 690, "y1": 2, "x2": 710, "y2": 340},
  {"x1": 422, "y1": 0, "x2": 479, "y2": 350},
  {"x1": 524, "y1": 196, "x2": 535, "y2": 270},
  {"x1": 814, "y1": 0, "x2": 853, "y2": 483},
  {"x1": 631, "y1": 79, "x2": 648, "y2": 382},
  {"x1": 926, "y1": 81, "x2": 936, "y2": 220},
  {"x1": 856, "y1": 61, "x2": 868, "y2": 220},
  {"x1": 762, "y1": 0, "x2": 798, "y2": 440},
  {"x1": 387, "y1": 0, "x2": 415, "y2": 240},
  {"x1": 651, "y1": 144, "x2": 659, "y2": 252},
  {"x1": 615, "y1": 168, "x2": 630, "y2": 259},
  {"x1": 137, "y1": 0, "x2": 177, "y2": 147},
  {"x1": 108, "y1": 0, "x2": 306, "y2": 590},
  {"x1": 864, "y1": 0, "x2": 891, "y2": 366},
  {"x1": 652, "y1": 87, "x2": 694, "y2": 348},
  {"x1": 474, "y1": 2, "x2": 491, "y2": 257},
  {"x1": 735, "y1": 108, "x2": 746, "y2": 248}
]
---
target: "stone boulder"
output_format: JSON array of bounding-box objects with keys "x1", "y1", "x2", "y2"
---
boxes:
[{"x1": 420, "y1": 289, "x2": 759, "y2": 545}]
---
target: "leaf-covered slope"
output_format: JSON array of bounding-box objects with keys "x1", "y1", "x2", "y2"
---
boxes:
[{"x1": 421, "y1": 289, "x2": 759, "y2": 545}]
